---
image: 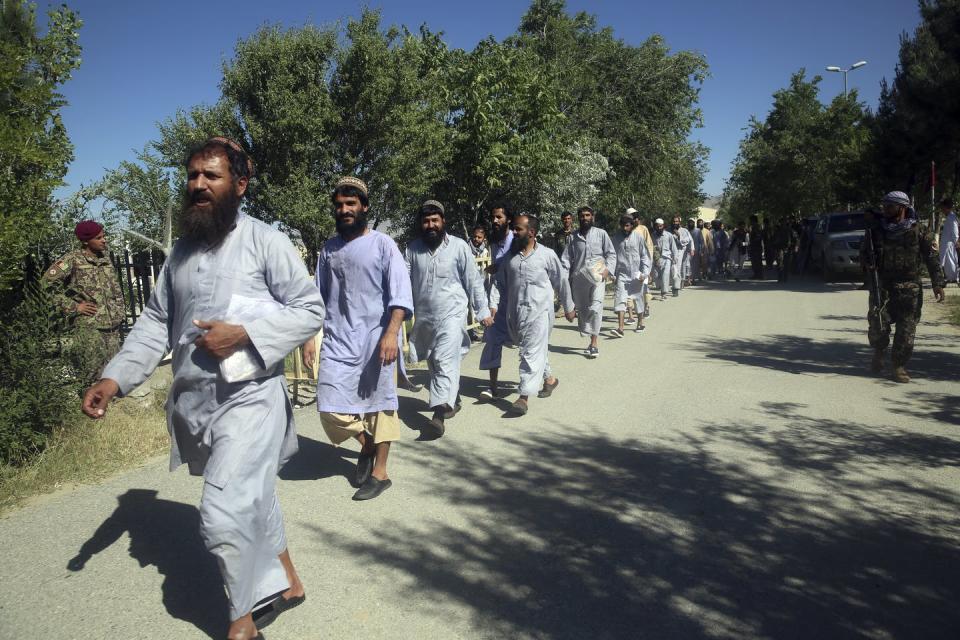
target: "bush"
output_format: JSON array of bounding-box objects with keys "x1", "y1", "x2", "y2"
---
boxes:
[{"x1": 0, "y1": 281, "x2": 102, "y2": 464}]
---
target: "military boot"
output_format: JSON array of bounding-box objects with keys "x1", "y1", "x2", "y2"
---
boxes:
[
  {"x1": 892, "y1": 366, "x2": 911, "y2": 383},
  {"x1": 870, "y1": 349, "x2": 885, "y2": 374}
]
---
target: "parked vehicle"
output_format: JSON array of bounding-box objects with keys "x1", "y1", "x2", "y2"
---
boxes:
[{"x1": 810, "y1": 211, "x2": 866, "y2": 282}]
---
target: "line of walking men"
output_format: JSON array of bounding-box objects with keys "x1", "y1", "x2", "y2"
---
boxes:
[{"x1": 77, "y1": 136, "x2": 718, "y2": 640}]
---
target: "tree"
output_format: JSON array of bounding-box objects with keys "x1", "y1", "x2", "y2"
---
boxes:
[
  {"x1": 512, "y1": 1, "x2": 709, "y2": 220},
  {"x1": 330, "y1": 13, "x2": 452, "y2": 238},
  {"x1": 0, "y1": 0, "x2": 82, "y2": 291},
  {"x1": 722, "y1": 71, "x2": 873, "y2": 224},
  {"x1": 155, "y1": 24, "x2": 341, "y2": 254},
  {"x1": 90, "y1": 147, "x2": 179, "y2": 254}
]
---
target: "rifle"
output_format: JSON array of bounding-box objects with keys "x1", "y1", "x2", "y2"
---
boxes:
[{"x1": 863, "y1": 214, "x2": 889, "y2": 335}]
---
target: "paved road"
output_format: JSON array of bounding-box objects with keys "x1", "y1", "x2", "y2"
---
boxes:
[{"x1": 2, "y1": 278, "x2": 958, "y2": 640}]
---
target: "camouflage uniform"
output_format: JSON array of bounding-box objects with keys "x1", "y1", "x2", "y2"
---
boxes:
[
  {"x1": 860, "y1": 222, "x2": 945, "y2": 367},
  {"x1": 42, "y1": 249, "x2": 126, "y2": 373}
]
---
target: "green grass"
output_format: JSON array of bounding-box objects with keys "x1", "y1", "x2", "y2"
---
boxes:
[
  {"x1": 945, "y1": 289, "x2": 960, "y2": 327},
  {"x1": 0, "y1": 393, "x2": 169, "y2": 515}
]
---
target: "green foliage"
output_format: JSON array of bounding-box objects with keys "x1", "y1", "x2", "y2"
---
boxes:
[
  {"x1": 512, "y1": 1, "x2": 709, "y2": 219},
  {"x1": 0, "y1": 0, "x2": 82, "y2": 291},
  {"x1": 149, "y1": 2, "x2": 708, "y2": 248},
  {"x1": 722, "y1": 71, "x2": 873, "y2": 224},
  {"x1": 0, "y1": 280, "x2": 99, "y2": 464},
  {"x1": 88, "y1": 147, "x2": 180, "y2": 253},
  {"x1": 869, "y1": 0, "x2": 960, "y2": 208}
]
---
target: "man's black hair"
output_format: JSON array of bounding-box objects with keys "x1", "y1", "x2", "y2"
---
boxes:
[
  {"x1": 419, "y1": 203, "x2": 444, "y2": 218},
  {"x1": 331, "y1": 184, "x2": 370, "y2": 207},
  {"x1": 619, "y1": 214, "x2": 635, "y2": 226},
  {"x1": 560, "y1": 211, "x2": 573, "y2": 219},
  {"x1": 471, "y1": 224, "x2": 487, "y2": 234},
  {"x1": 942, "y1": 197, "x2": 955, "y2": 208},
  {"x1": 577, "y1": 206, "x2": 593, "y2": 216},
  {"x1": 491, "y1": 202, "x2": 513, "y2": 219},
  {"x1": 184, "y1": 139, "x2": 253, "y2": 182}
]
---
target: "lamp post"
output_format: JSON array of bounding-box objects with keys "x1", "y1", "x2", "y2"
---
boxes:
[{"x1": 825, "y1": 60, "x2": 867, "y2": 97}]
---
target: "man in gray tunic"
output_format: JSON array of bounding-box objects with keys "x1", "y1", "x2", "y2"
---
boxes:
[
  {"x1": 405, "y1": 200, "x2": 491, "y2": 437},
  {"x1": 673, "y1": 215, "x2": 695, "y2": 290},
  {"x1": 81, "y1": 138, "x2": 324, "y2": 640},
  {"x1": 653, "y1": 218, "x2": 680, "y2": 301},
  {"x1": 611, "y1": 214, "x2": 653, "y2": 336},
  {"x1": 560, "y1": 206, "x2": 616, "y2": 359},
  {"x1": 490, "y1": 214, "x2": 574, "y2": 416}
]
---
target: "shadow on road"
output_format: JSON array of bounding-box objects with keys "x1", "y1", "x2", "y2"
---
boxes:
[
  {"x1": 279, "y1": 435, "x2": 357, "y2": 483},
  {"x1": 685, "y1": 332, "x2": 960, "y2": 382},
  {"x1": 67, "y1": 489, "x2": 228, "y2": 639},
  {"x1": 306, "y1": 405, "x2": 960, "y2": 639}
]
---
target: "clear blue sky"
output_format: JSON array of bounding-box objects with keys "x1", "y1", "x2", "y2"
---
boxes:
[{"x1": 52, "y1": 0, "x2": 921, "y2": 200}]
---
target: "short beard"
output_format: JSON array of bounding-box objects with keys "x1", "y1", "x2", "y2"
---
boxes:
[
  {"x1": 179, "y1": 191, "x2": 240, "y2": 246},
  {"x1": 336, "y1": 211, "x2": 368, "y2": 236},
  {"x1": 510, "y1": 234, "x2": 530, "y2": 254},
  {"x1": 423, "y1": 229, "x2": 444, "y2": 249}
]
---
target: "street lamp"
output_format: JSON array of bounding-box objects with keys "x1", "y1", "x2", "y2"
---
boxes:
[{"x1": 825, "y1": 60, "x2": 867, "y2": 97}]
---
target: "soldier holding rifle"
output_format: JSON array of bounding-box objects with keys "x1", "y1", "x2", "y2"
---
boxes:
[{"x1": 861, "y1": 191, "x2": 945, "y2": 383}]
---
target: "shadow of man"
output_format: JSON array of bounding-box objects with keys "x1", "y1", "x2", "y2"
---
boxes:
[{"x1": 67, "y1": 489, "x2": 228, "y2": 639}]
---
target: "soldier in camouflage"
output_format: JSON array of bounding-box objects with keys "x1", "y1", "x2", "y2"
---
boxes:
[
  {"x1": 860, "y1": 192, "x2": 945, "y2": 383},
  {"x1": 43, "y1": 220, "x2": 126, "y2": 375}
]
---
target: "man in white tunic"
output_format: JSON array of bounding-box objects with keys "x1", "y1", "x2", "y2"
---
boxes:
[
  {"x1": 81, "y1": 139, "x2": 324, "y2": 640},
  {"x1": 652, "y1": 218, "x2": 680, "y2": 301},
  {"x1": 561, "y1": 206, "x2": 616, "y2": 359},
  {"x1": 688, "y1": 218, "x2": 704, "y2": 283},
  {"x1": 303, "y1": 177, "x2": 414, "y2": 502},
  {"x1": 406, "y1": 200, "x2": 491, "y2": 437},
  {"x1": 490, "y1": 214, "x2": 574, "y2": 416},
  {"x1": 611, "y1": 214, "x2": 653, "y2": 336},
  {"x1": 479, "y1": 204, "x2": 515, "y2": 399},
  {"x1": 672, "y1": 215, "x2": 694, "y2": 291},
  {"x1": 939, "y1": 198, "x2": 958, "y2": 285}
]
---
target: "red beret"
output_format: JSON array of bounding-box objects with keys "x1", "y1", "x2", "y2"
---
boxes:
[{"x1": 75, "y1": 220, "x2": 103, "y2": 241}]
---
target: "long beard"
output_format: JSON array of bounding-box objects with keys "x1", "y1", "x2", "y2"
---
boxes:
[
  {"x1": 423, "y1": 229, "x2": 444, "y2": 249},
  {"x1": 579, "y1": 222, "x2": 592, "y2": 234},
  {"x1": 510, "y1": 234, "x2": 530, "y2": 254},
  {"x1": 336, "y1": 211, "x2": 368, "y2": 236},
  {"x1": 179, "y1": 191, "x2": 240, "y2": 246},
  {"x1": 490, "y1": 224, "x2": 507, "y2": 242}
]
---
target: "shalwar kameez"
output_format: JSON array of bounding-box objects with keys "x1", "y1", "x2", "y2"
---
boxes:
[
  {"x1": 313, "y1": 230, "x2": 413, "y2": 443},
  {"x1": 490, "y1": 244, "x2": 574, "y2": 397},
  {"x1": 480, "y1": 229, "x2": 515, "y2": 372},
  {"x1": 940, "y1": 210, "x2": 959, "y2": 283},
  {"x1": 653, "y1": 230, "x2": 679, "y2": 296},
  {"x1": 561, "y1": 227, "x2": 616, "y2": 337},
  {"x1": 101, "y1": 213, "x2": 326, "y2": 621},
  {"x1": 406, "y1": 234, "x2": 489, "y2": 409},
  {"x1": 612, "y1": 231, "x2": 653, "y2": 316}
]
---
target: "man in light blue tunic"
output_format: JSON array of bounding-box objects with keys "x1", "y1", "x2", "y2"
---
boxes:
[
  {"x1": 653, "y1": 218, "x2": 680, "y2": 301},
  {"x1": 561, "y1": 206, "x2": 616, "y2": 359},
  {"x1": 490, "y1": 215, "x2": 574, "y2": 416},
  {"x1": 611, "y1": 214, "x2": 653, "y2": 336},
  {"x1": 479, "y1": 203, "x2": 515, "y2": 399},
  {"x1": 303, "y1": 177, "x2": 413, "y2": 502},
  {"x1": 81, "y1": 139, "x2": 324, "y2": 640},
  {"x1": 405, "y1": 200, "x2": 491, "y2": 437}
]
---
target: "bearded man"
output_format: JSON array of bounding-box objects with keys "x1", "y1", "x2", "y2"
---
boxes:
[
  {"x1": 479, "y1": 203, "x2": 516, "y2": 400},
  {"x1": 405, "y1": 200, "x2": 490, "y2": 437},
  {"x1": 490, "y1": 214, "x2": 574, "y2": 415},
  {"x1": 561, "y1": 206, "x2": 616, "y2": 359},
  {"x1": 81, "y1": 138, "x2": 325, "y2": 639},
  {"x1": 303, "y1": 177, "x2": 413, "y2": 500}
]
